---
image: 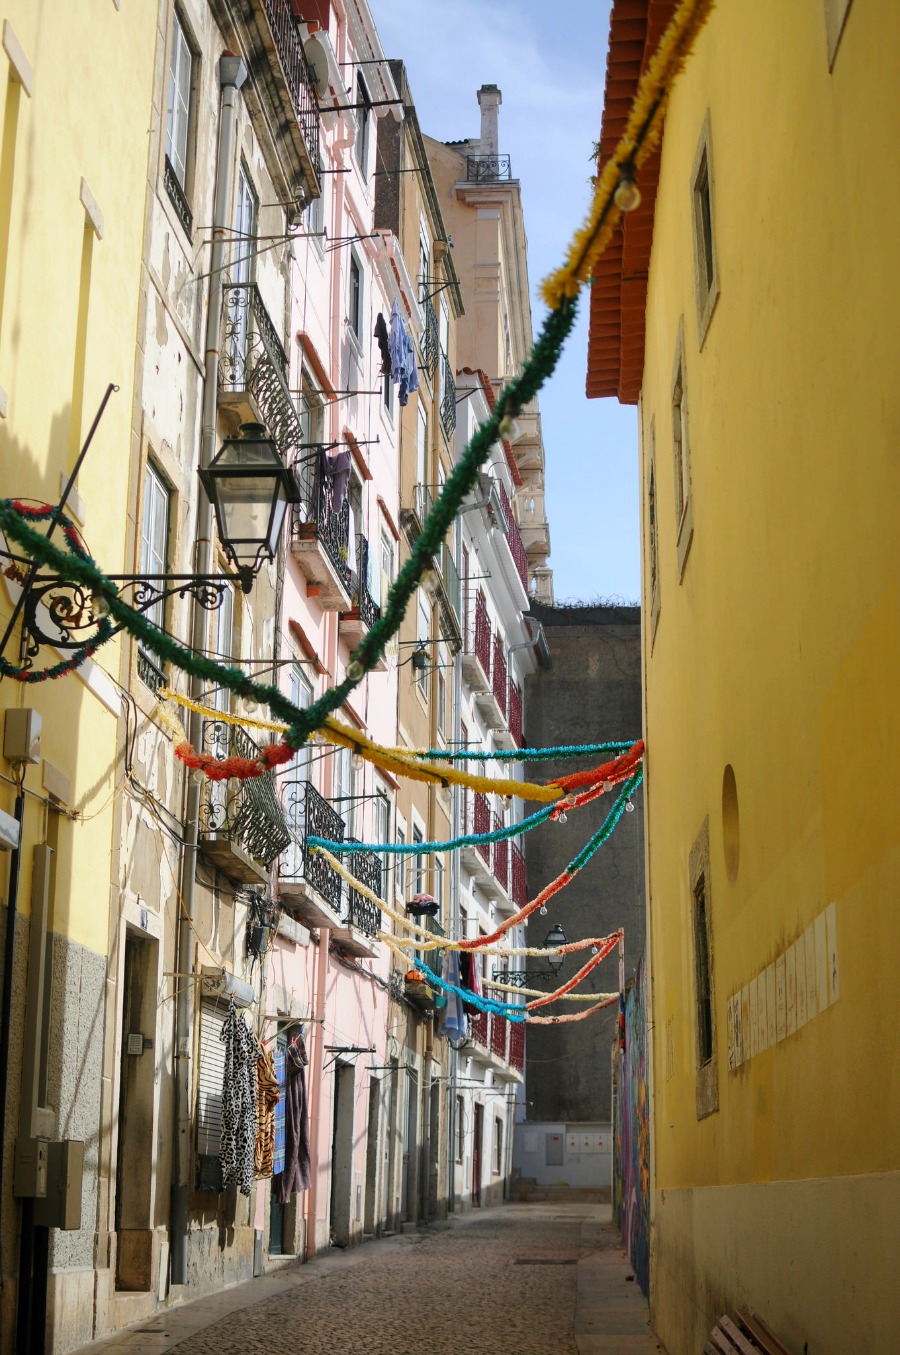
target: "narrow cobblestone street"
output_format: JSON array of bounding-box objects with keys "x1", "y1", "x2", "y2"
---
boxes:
[{"x1": 74, "y1": 1204, "x2": 664, "y2": 1355}]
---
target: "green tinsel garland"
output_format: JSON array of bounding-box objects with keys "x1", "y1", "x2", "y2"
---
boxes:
[{"x1": 0, "y1": 296, "x2": 577, "y2": 750}]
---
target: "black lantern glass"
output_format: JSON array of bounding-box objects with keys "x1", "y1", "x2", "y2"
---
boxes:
[
  {"x1": 544, "y1": 923, "x2": 568, "y2": 973},
  {"x1": 198, "y1": 422, "x2": 299, "y2": 591}
]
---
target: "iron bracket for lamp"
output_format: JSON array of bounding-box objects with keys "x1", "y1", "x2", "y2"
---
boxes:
[
  {"x1": 491, "y1": 968, "x2": 558, "y2": 986},
  {"x1": 0, "y1": 554, "x2": 234, "y2": 668}
]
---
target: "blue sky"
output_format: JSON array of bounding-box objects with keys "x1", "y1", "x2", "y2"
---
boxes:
[{"x1": 372, "y1": 0, "x2": 641, "y2": 604}]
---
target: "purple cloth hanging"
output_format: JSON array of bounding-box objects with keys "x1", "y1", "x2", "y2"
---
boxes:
[{"x1": 275, "y1": 1033, "x2": 311, "y2": 1202}]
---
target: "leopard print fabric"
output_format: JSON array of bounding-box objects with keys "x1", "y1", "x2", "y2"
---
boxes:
[{"x1": 220, "y1": 1004, "x2": 260, "y2": 1196}]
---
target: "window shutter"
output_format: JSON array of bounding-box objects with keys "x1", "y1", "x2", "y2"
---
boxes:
[{"x1": 197, "y1": 999, "x2": 228, "y2": 1158}]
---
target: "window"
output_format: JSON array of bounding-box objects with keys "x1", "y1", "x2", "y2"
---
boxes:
[
  {"x1": 671, "y1": 322, "x2": 694, "y2": 578},
  {"x1": 353, "y1": 75, "x2": 371, "y2": 179},
  {"x1": 419, "y1": 223, "x2": 431, "y2": 302},
  {"x1": 456, "y1": 1094, "x2": 465, "y2": 1163},
  {"x1": 417, "y1": 589, "x2": 431, "y2": 699},
  {"x1": 382, "y1": 365, "x2": 394, "y2": 415},
  {"x1": 304, "y1": 185, "x2": 325, "y2": 241},
  {"x1": 374, "y1": 790, "x2": 390, "y2": 871},
  {"x1": 413, "y1": 824, "x2": 425, "y2": 895},
  {"x1": 348, "y1": 251, "x2": 363, "y2": 342},
  {"x1": 166, "y1": 12, "x2": 193, "y2": 192},
  {"x1": 690, "y1": 818, "x2": 718, "y2": 1119},
  {"x1": 196, "y1": 1000, "x2": 228, "y2": 1181},
  {"x1": 380, "y1": 533, "x2": 394, "y2": 609},
  {"x1": 690, "y1": 115, "x2": 719, "y2": 346},
  {"x1": 434, "y1": 856, "x2": 444, "y2": 920},
  {"x1": 436, "y1": 668, "x2": 446, "y2": 740},
  {"x1": 493, "y1": 1117, "x2": 503, "y2": 1174},
  {"x1": 646, "y1": 417, "x2": 660, "y2": 640},
  {"x1": 227, "y1": 165, "x2": 258, "y2": 381},
  {"x1": 290, "y1": 665, "x2": 314, "y2": 783},
  {"x1": 140, "y1": 464, "x2": 170, "y2": 634},
  {"x1": 395, "y1": 821, "x2": 407, "y2": 900},
  {"x1": 416, "y1": 405, "x2": 428, "y2": 489}
]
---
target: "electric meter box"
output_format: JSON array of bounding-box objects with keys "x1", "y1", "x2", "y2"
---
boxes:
[
  {"x1": 14, "y1": 1136, "x2": 49, "y2": 1198},
  {"x1": 34, "y1": 1139, "x2": 84, "y2": 1230},
  {"x1": 4, "y1": 707, "x2": 42, "y2": 764}
]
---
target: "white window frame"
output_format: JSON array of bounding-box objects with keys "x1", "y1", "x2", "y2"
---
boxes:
[
  {"x1": 671, "y1": 320, "x2": 694, "y2": 579},
  {"x1": 140, "y1": 463, "x2": 170, "y2": 634},
  {"x1": 166, "y1": 11, "x2": 193, "y2": 190},
  {"x1": 353, "y1": 74, "x2": 371, "y2": 180},
  {"x1": 416, "y1": 405, "x2": 428, "y2": 490},
  {"x1": 417, "y1": 588, "x2": 431, "y2": 700},
  {"x1": 348, "y1": 249, "x2": 364, "y2": 344},
  {"x1": 690, "y1": 114, "x2": 719, "y2": 348}
]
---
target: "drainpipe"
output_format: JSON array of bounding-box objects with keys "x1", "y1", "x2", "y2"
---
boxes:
[
  {"x1": 170, "y1": 53, "x2": 248, "y2": 1288},
  {"x1": 447, "y1": 622, "x2": 463, "y2": 1213}
]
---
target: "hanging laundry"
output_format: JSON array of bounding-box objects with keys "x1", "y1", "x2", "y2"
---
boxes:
[
  {"x1": 275, "y1": 1031, "x2": 312, "y2": 1202},
  {"x1": 388, "y1": 299, "x2": 419, "y2": 406},
  {"x1": 440, "y1": 950, "x2": 466, "y2": 1040},
  {"x1": 373, "y1": 312, "x2": 391, "y2": 375},
  {"x1": 326, "y1": 448, "x2": 352, "y2": 512},
  {"x1": 254, "y1": 1046, "x2": 281, "y2": 1178},
  {"x1": 220, "y1": 1004, "x2": 260, "y2": 1197}
]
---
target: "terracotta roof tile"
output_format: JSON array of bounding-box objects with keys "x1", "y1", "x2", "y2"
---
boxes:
[{"x1": 586, "y1": 0, "x2": 675, "y2": 404}]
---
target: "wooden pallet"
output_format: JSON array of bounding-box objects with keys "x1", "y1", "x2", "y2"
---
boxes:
[{"x1": 704, "y1": 1310, "x2": 794, "y2": 1355}]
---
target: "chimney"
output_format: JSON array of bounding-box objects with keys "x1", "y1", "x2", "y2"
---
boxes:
[{"x1": 477, "y1": 84, "x2": 502, "y2": 157}]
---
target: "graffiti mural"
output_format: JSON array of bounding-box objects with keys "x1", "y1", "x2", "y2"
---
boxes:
[{"x1": 613, "y1": 955, "x2": 650, "y2": 1295}]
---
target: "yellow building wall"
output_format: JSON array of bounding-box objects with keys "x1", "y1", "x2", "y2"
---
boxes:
[
  {"x1": 636, "y1": 3, "x2": 900, "y2": 1352},
  {"x1": 0, "y1": 2, "x2": 157, "y2": 953}
]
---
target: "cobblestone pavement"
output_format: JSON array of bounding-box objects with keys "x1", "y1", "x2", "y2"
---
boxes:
[{"x1": 75, "y1": 1204, "x2": 664, "y2": 1355}]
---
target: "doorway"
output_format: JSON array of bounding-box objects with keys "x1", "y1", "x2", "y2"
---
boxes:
[
  {"x1": 472, "y1": 1102, "x2": 483, "y2": 1207},
  {"x1": 114, "y1": 931, "x2": 158, "y2": 1291},
  {"x1": 330, "y1": 1062, "x2": 355, "y2": 1246},
  {"x1": 363, "y1": 1077, "x2": 380, "y2": 1234}
]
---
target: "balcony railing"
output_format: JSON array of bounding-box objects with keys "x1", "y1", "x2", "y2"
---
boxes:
[
  {"x1": 346, "y1": 843, "x2": 382, "y2": 937},
  {"x1": 342, "y1": 535, "x2": 381, "y2": 631},
  {"x1": 471, "y1": 592, "x2": 491, "y2": 678},
  {"x1": 508, "y1": 679, "x2": 523, "y2": 748},
  {"x1": 421, "y1": 297, "x2": 439, "y2": 379},
  {"x1": 439, "y1": 351, "x2": 456, "y2": 439},
  {"x1": 492, "y1": 814, "x2": 508, "y2": 893},
  {"x1": 492, "y1": 637, "x2": 507, "y2": 717},
  {"x1": 471, "y1": 1010, "x2": 488, "y2": 1046},
  {"x1": 220, "y1": 281, "x2": 289, "y2": 394},
  {"x1": 466, "y1": 154, "x2": 512, "y2": 182},
  {"x1": 163, "y1": 155, "x2": 193, "y2": 237},
  {"x1": 260, "y1": 0, "x2": 320, "y2": 169},
  {"x1": 474, "y1": 793, "x2": 490, "y2": 864},
  {"x1": 200, "y1": 721, "x2": 292, "y2": 869},
  {"x1": 291, "y1": 452, "x2": 352, "y2": 591},
  {"x1": 137, "y1": 647, "x2": 167, "y2": 695},
  {"x1": 497, "y1": 481, "x2": 529, "y2": 592},
  {"x1": 440, "y1": 544, "x2": 461, "y2": 624},
  {"x1": 490, "y1": 1013, "x2": 508, "y2": 1060},
  {"x1": 508, "y1": 1020, "x2": 525, "y2": 1072},
  {"x1": 280, "y1": 780, "x2": 345, "y2": 913},
  {"x1": 511, "y1": 843, "x2": 527, "y2": 910}
]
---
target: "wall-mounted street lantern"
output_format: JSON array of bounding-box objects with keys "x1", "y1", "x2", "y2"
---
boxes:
[
  {"x1": 492, "y1": 923, "x2": 569, "y2": 987},
  {"x1": 199, "y1": 422, "x2": 300, "y2": 594},
  {"x1": 0, "y1": 420, "x2": 297, "y2": 671}
]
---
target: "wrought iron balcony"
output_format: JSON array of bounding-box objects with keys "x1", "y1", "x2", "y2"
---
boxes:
[
  {"x1": 199, "y1": 721, "x2": 292, "y2": 883},
  {"x1": 290, "y1": 451, "x2": 353, "y2": 609},
  {"x1": 466, "y1": 154, "x2": 512, "y2": 182},
  {"x1": 471, "y1": 1009, "x2": 488, "y2": 1047},
  {"x1": 439, "y1": 351, "x2": 457, "y2": 439},
  {"x1": 163, "y1": 155, "x2": 193, "y2": 237},
  {"x1": 491, "y1": 637, "x2": 507, "y2": 717},
  {"x1": 279, "y1": 780, "x2": 345, "y2": 925},
  {"x1": 474, "y1": 792, "x2": 490, "y2": 864},
  {"x1": 492, "y1": 814, "x2": 508, "y2": 894},
  {"x1": 489, "y1": 1012, "x2": 508, "y2": 1060},
  {"x1": 461, "y1": 590, "x2": 491, "y2": 694},
  {"x1": 346, "y1": 845, "x2": 382, "y2": 938},
  {"x1": 405, "y1": 915, "x2": 447, "y2": 1011},
  {"x1": 508, "y1": 1020, "x2": 525, "y2": 1072},
  {"x1": 137, "y1": 647, "x2": 167, "y2": 695},
  {"x1": 421, "y1": 297, "x2": 439, "y2": 379},
  {"x1": 220, "y1": 282, "x2": 289, "y2": 396},
  {"x1": 508, "y1": 679, "x2": 523, "y2": 749},
  {"x1": 259, "y1": 0, "x2": 320, "y2": 183},
  {"x1": 339, "y1": 535, "x2": 381, "y2": 643},
  {"x1": 496, "y1": 481, "x2": 529, "y2": 593},
  {"x1": 511, "y1": 843, "x2": 527, "y2": 910}
]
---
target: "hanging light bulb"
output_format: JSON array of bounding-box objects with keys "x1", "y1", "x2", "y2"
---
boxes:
[
  {"x1": 347, "y1": 659, "x2": 364, "y2": 681},
  {"x1": 614, "y1": 163, "x2": 641, "y2": 212},
  {"x1": 498, "y1": 414, "x2": 521, "y2": 442},
  {"x1": 191, "y1": 767, "x2": 206, "y2": 784},
  {"x1": 591, "y1": 945, "x2": 600, "y2": 956},
  {"x1": 91, "y1": 591, "x2": 111, "y2": 618},
  {"x1": 539, "y1": 905, "x2": 548, "y2": 916},
  {"x1": 351, "y1": 749, "x2": 364, "y2": 771},
  {"x1": 557, "y1": 811, "x2": 568, "y2": 824},
  {"x1": 244, "y1": 697, "x2": 259, "y2": 715},
  {"x1": 625, "y1": 800, "x2": 635, "y2": 813}
]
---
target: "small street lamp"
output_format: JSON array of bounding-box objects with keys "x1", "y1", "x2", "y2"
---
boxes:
[
  {"x1": 199, "y1": 421, "x2": 300, "y2": 593},
  {"x1": 492, "y1": 923, "x2": 569, "y2": 987}
]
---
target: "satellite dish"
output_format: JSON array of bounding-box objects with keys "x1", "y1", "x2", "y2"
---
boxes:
[{"x1": 303, "y1": 34, "x2": 330, "y2": 92}]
